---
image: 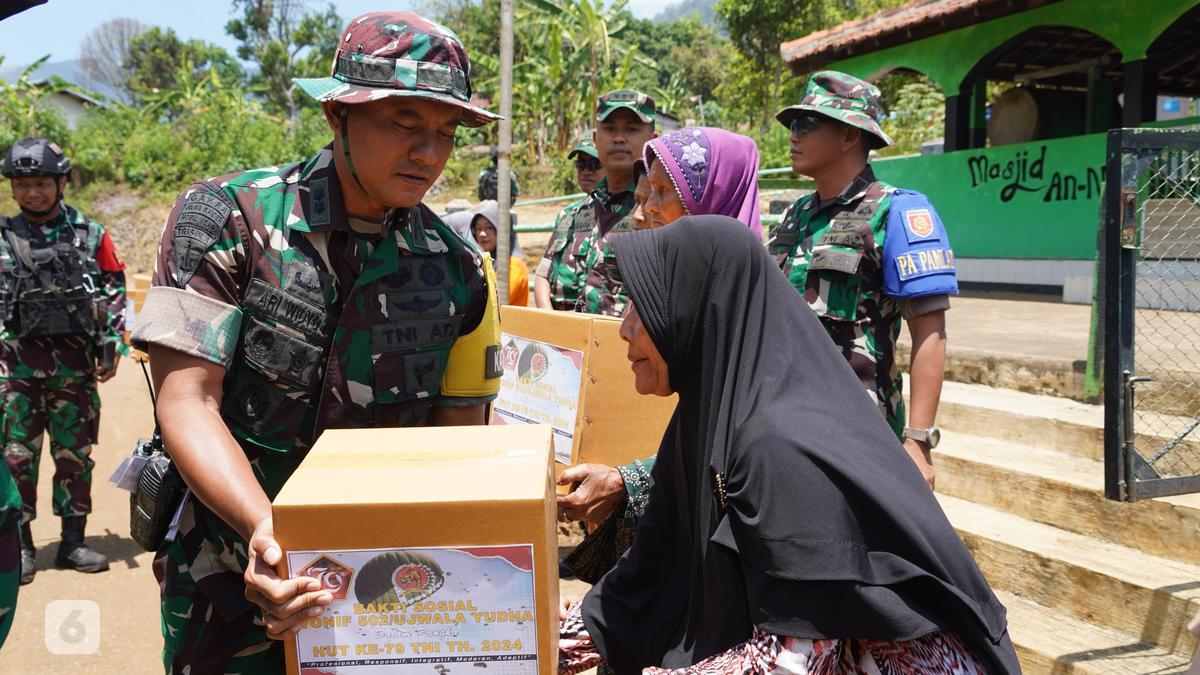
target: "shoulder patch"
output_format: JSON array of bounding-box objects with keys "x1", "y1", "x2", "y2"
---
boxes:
[
  {"x1": 308, "y1": 177, "x2": 331, "y2": 228},
  {"x1": 904, "y1": 208, "x2": 936, "y2": 240},
  {"x1": 173, "y1": 190, "x2": 232, "y2": 286},
  {"x1": 883, "y1": 189, "x2": 959, "y2": 299}
]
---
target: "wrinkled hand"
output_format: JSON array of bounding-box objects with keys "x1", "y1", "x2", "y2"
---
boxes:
[
  {"x1": 95, "y1": 356, "x2": 119, "y2": 383},
  {"x1": 556, "y1": 463, "x2": 626, "y2": 525},
  {"x1": 244, "y1": 518, "x2": 333, "y2": 640},
  {"x1": 903, "y1": 439, "x2": 936, "y2": 491}
]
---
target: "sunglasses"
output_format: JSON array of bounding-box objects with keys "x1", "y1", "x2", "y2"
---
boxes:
[
  {"x1": 789, "y1": 114, "x2": 827, "y2": 137},
  {"x1": 575, "y1": 158, "x2": 602, "y2": 172}
]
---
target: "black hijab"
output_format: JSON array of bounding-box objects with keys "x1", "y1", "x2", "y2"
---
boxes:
[{"x1": 582, "y1": 216, "x2": 1019, "y2": 674}]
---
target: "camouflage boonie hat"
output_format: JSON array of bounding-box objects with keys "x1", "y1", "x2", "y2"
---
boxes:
[
  {"x1": 775, "y1": 70, "x2": 892, "y2": 147},
  {"x1": 596, "y1": 89, "x2": 656, "y2": 124},
  {"x1": 294, "y1": 12, "x2": 501, "y2": 127},
  {"x1": 567, "y1": 131, "x2": 599, "y2": 160}
]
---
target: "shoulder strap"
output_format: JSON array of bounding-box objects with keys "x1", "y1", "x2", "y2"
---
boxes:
[
  {"x1": 3, "y1": 222, "x2": 36, "y2": 272},
  {"x1": 840, "y1": 181, "x2": 888, "y2": 221},
  {"x1": 76, "y1": 217, "x2": 101, "y2": 255}
]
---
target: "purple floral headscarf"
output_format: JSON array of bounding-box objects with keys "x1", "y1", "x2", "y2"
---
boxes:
[{"x1": 643, "y1": 126, "x2": 762, "y2": 237}]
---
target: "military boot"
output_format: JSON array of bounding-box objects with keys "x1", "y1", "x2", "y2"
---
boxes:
[
  {"x1": 54, "y1": 516, "x2": 108, "y2": 573},
  {"x1": 19, "y1": 523, "x2": 35, "y2": 585}
]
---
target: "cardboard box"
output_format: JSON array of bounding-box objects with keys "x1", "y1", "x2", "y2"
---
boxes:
[
  {"x1": 127, "y1": 273, "x2": 152, "y2": 312},
  {"x1": 272, "y1": 424, "x2": 558, "y2": 675},
  {"x1": 493, "y1": 306, "x2": 676, "y2": 472}
]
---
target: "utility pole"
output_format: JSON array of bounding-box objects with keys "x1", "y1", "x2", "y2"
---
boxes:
[{"x1": 495, "y1": 0, "x2": 515, "y2": 305}]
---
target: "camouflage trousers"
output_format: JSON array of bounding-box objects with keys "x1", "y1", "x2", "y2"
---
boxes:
[
  {"x1": 0, "y1": 521, "x2": 16, "y2": 649},
  {"x1": 0, "y1": 460, "x2": 20, "y2": 649},
  {"x1": 154, "y1": 532, "x2": 284, "y2": 673},
  {"x1": 1, "y1": 375, "x2": 100, "y2": 523}
]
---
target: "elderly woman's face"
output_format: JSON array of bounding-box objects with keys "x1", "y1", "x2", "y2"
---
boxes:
[
  {"x1": 620, "y1": 302, "x2": 672, "y2": 397},
  {"x1": 644, "y1": 158, "x2": 688, "y2": 230},
  {"x1": 632, "y1": 172, "x2": 651, "y2": 230}
]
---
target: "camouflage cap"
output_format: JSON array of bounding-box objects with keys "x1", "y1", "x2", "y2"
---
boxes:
[
  {"x1": 596, "y1": 89, "x2": 656, "y2": 125},
  {"x1": 775, "y1": 71, "x2": 892, "y2": 148},
  {"x1": 567, "y1": 131, "x2": 599, "y2": 160},
  {"x1": 294, "y1": 12, "x2": 501, "y2": 127}
]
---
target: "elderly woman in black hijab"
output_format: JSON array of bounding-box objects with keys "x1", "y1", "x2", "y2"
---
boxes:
[{"x1": 558, "y1": 217, "x2": 1019, "y2": 674}]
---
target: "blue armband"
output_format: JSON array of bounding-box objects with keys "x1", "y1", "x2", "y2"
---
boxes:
[{"x1": 883, "y1": 190, "x2": 959, "y2": 299}]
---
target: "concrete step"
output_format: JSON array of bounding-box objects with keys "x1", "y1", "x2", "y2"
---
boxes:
[
  {"x1": 938, "y1": 494, "x2": 1200, "y2": 659},
  {"x1": 936, "y1": 432, "x2": 1200, "y2": 566},
  {"x1": 1000, "y1": 590, "x2": 1194, "y2": 674},
  {"x1": 932, "y1": 380, "x2": 1200, "y2": 466},
  {"x1": 898, "y1": 338, "x2": 1087, "y2": 402}
]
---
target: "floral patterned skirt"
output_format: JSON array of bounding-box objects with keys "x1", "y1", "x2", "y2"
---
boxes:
[{"x1": 559, "y1": 604, "x2": 987, "y2": 675}]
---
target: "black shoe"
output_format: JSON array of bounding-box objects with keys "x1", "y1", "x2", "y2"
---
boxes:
[
  {"x1": 54, "y1": 516, "x2": 109, "y2": 573},
  {"x1": 19, "y1": 523, "x2": 35, "y2": 585}
]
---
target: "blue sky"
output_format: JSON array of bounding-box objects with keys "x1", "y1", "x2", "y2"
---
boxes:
[{"x1": 0, "y1": 0, "x2": 671, "y2": 68}]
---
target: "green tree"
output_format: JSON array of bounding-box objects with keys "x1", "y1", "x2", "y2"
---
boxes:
[
  {"x1": 226, "y1": 0, "x2": 341, "y2": 124},
  {"x1": 523, "y1": 0, "x2": 638, "y2": 112},
  {"x1": 878, "y1": 78, "x2": 945, "y2": 156},
  {"x1": 73, "y1": 60, "x2": 328, "y2": 192},
  {"x1": 666, "y1": 22, "x2": 727, "y2": 102},
  {"x1": 619, "y1": 15, "x2": 729, "y2": 121},
  {"x1": 715, "y1": 0, "x2": 814, "y2": 131},
  {"x1": 126, "y1": 27, "x2": 244, "y2": 109},
  {"x1": 715, "y1": 0, "x2": 911, "y2": 132}
]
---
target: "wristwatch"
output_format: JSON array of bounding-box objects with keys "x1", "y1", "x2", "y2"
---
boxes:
[{"x1": 903, "y1": 426, "x2": 941, "y2": 449}]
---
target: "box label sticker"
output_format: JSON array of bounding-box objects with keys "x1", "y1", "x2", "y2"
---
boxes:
[
  {"x1": 491, "y1": 333, "x2": 584, "y2": 465},
  {"x1": 288, "y1": 545, "x2": 538, "y2": 673}
]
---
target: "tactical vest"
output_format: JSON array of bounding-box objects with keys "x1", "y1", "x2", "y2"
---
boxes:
[
  {"x1": 544, "y1": 200, "x2": 591, "y2": 309},
  {"x1": 479, "y1": 167, "x2": 500, "y2": 201},
  {"x1": 0, "y1": 212, "x2": 104, "y2": 338},
  {"x1": 218, "y1": 216, "x2": 474, "y2": 458},
  {"x1": 769, "y1": 182, "x2": 888, "y2": 323}
]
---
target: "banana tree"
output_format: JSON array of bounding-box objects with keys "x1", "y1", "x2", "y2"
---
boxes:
[{"x1": 521, "y1": 0, "x2": 634, "y2": 113}]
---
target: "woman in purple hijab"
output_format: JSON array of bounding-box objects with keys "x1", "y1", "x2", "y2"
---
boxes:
[
  {"x1": 555, "y1": 129, "x2": 764, "y2": 592},
  {"x1": 642, "y1": 126, "x2": 762, "y2": 237}
]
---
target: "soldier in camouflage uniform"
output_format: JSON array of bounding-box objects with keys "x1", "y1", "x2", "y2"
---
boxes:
[
  {"x1": 131, "y1": 12, "x2": 503, "y2": 673},
  {"x1": 573, "y1": 90, "x2": 657, "y2": 317},
  {"x1": 770, "y1": 72, "x2": 959, "y2": 489},
  {"x1": 1, "y1": 138, "x2": 128, "y2": 584},
  {"x1": 476, "y1": 148, "x2": 521, "y2": 202},
  {"x1": 570, "y1": 132, "x2": 604, "y2": 196},
  {"x1": 533, "y1": 132, "x2": 605, "y2": 310}
]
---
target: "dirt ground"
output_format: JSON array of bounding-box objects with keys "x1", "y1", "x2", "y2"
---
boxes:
[
  {"x1": 1, "y1": 357, "x2": 593, "y2": 673},
  {"x1": 2, "y1": 361, "x2": 160, "y2": 674}
]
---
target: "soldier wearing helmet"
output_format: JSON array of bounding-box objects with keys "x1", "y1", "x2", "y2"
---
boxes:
[{"x1": 1, "y1": 137, "x2": 129, "y2": 585}]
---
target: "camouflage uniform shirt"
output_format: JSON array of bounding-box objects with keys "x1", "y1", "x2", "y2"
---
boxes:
[
  {"x1": 534, "y1": 196, "x2": 590, "y2": 310},
  {"x1": 0, "y1": 205, "x2": 129, "y2": 379},
  {"x1": 132, "y1": 144, "x2": 501, "y2": 670},
  {"x1": 573, "y1": 178, "x2": 637, "y2": 316},
  {"x1": 769, "y1": 167, "x2": 950, "y2": 437}
]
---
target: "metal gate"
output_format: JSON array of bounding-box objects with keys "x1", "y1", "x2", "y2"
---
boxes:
[{"x1": 1103, "y1": 127, "x2": 1200, "y2": 501}]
